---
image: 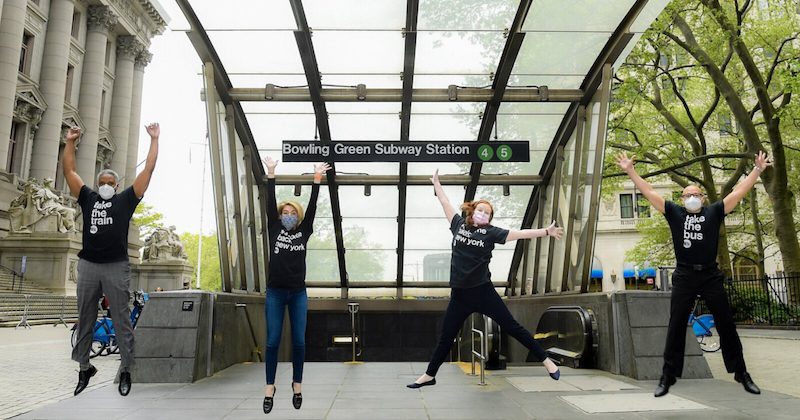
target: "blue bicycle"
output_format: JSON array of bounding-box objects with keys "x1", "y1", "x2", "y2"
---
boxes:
[
  {"x1": 689, "y1": 296, "x2": 720, "y2": 352},
  {"x1": 70, "y1": 290, "x2": 149, "y2": 358}
]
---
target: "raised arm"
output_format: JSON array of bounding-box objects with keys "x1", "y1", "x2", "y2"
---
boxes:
[
  {"x1": 616, "y1": 152, "x2": 665, "y2": 214},
  {"x1": 303, "y1": 162, "x2": 330, "y2": 225},
  {"x1": 132, "y1": 123, "x2": 160, "y2": 199},
  {"x1": 723, "y1": 151, "x2": 771, "y2": 214},
  {"x1": 431, "y1": 169, "x2": 456, "y2": 223},
  {"x1": 263, "y1": 156, "x2": 279, "y2": 222},
  {"x1": 506, "y1": 221, "x2": 564, "y2": 242},
  {"x1": 62, "y1": 127, "x2": 85, "y2": 198}
]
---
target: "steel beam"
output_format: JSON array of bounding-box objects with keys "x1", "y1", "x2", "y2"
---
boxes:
[{"x1": 228, "y1": 87, "x2": 581, "y2": 102}]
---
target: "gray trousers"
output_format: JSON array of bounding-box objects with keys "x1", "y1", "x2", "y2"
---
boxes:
[{"x1": 71, "y1": 259, "x2": 135, "y2": 370}]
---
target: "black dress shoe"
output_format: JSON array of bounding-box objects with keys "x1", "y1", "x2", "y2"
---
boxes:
[
  {"x1": 654, "y1": 375, "x2": 676, "y2": 397},
  {"x1": 549, "y1": 369, "x2": 561, "y2": 380},
  {"x1": 406, "y1": 378, "x2": 436, "y2": 389},
  {"x1": 292, "y1": 382, "x2": 302, "y2": 409},
  {"x1": 118, "y1": 371, "x2": 132, "y2": 396},
  {"x1": 735, "y1": 372, "x2": 761, "y2": 395},
  {"x1": 74, "y1": 365, "x2": 98, "y2": 396},
  {"x1": 263, "y1": 386, "x2": 275, "y2": 414}
]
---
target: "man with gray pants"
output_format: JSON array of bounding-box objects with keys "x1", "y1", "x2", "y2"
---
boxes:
[{"x1": 63, "y1": 123, "x2": 160, "y2": 396}]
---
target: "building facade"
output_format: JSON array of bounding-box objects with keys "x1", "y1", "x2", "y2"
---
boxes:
[{"x1": 0, "y1": 0, "x2": 167, "y2": 235}]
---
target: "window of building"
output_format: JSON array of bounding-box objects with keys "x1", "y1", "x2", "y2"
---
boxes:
[
  {"x1": 100, "y1": 89, "x2": 107, "y2": 124},
  {"x1": 620, "y1": 194, "x2": 634, "y2": 219},
  {"x1": 19, "y1": 32, "x2": 34, "y2": 75},
  {"x1": 71, "y1": 11, "x2": 82, "y2": 39},
  {"x1": 64, "y1": 64, "x2": 75, "y2": 104},
  {"x1": 7, "y1": 122, "x2": 25, "y2": 175},
  {"x1": 718, "y1": 113, "x2": 733, "y2": 136},
  {"x1": 635, "y1": 193, "x2": 650, "y2": 218},
  {"x1": 105, "y1": 41, "x2": 113, "y2": 67}
]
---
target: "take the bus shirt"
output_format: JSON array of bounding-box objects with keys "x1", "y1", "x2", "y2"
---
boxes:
[
  {"x1": 448, "y1": 214, "x2": 509, "y2": 289},
  {"x1": 663, "y1": 200, "x2": 725, "y2": 265},
  {"x1": 77, "y1": 185, "x2": 141, "y2": 263}
]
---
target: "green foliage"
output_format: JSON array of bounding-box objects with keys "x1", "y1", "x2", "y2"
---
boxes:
[
  {"x1": 180, "y1": 232, "x2": 221, "y2": 291},
  {"x1": 132, "y1": 201, "x2": 165, "y2": 238}
]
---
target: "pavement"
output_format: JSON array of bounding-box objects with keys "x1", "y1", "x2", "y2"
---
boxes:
[{"x1": 1, "y1": 325, "x2": 799, "y2": 419}]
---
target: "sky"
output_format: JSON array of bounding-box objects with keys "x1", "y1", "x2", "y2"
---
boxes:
[{"x1": 136, "y1": 1, "x2": 211, "y2": 235}]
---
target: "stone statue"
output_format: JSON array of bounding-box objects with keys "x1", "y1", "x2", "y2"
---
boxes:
[
  {"x1": 9, "y1": 178, "x2": 77, "y2": 233},
  {"x1": 143, "y1": 225, "x2": 187, "y2": 262}
]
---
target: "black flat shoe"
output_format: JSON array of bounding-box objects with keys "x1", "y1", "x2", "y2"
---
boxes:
[
  {"x1": 735, "y1": 372, "x2": 761, "y2": 395},
  {"x1": 654, "y1": 375, "x2": 676, "y2": 397},
  {"x1": 406, "y1": 378, "x2": 436, "y2": 389},
  {"x1": 292, "y1": 382, "x2": 302, "y2": 409},
  {"x1": 74, "y1": 365, "x2": 98, "y2": 396},
  {"x1": 549, "y1": 369, "x2": 560, "y2": 380},
  {"x1": 263, "y1": 387, "x2": 275, "y2": 414},
  {"x1": 118, "y1": 371, "x2": 131, "y2": 396}
]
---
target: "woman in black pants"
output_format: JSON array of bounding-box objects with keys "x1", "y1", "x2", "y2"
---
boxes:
[{"x1": 408, "y1": 170, "x2": 564, "y2": 388}]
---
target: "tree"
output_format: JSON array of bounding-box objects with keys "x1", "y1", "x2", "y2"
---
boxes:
[
  {"x1": 605, "y1": 0, "x2": 800, "y2": 275},
  {"x1": 132, "y1": 201, "x2": 165, "y2": 238},
  {"x1": 180, "y1": 232, "x2": 221, "y2": 291}
]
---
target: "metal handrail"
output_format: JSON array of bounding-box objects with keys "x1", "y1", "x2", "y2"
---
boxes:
[
  {"x1": 470, "y1": 313, "x2": 488, "y2": 386},
  {"x1": 235, "y1": 303, "x2": 262, "y2": 362},
  {"x1": 0, "y1": 263, "x2": 23, "y2": 293}
]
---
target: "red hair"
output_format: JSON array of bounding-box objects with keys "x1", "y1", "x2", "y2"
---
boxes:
[{"x1": 461, "y1": 199, "x2": 494, "y2": 225}]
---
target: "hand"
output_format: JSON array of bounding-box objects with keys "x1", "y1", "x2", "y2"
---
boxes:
[
  {"x1": 430, "y1": 169, "x2": 440, "y2": 186},
  {"x1": 314, "y1": 162, "x2": 331, "y2": 177},
  {"x1": 66, "y1": 127, "x2": 81, "y2": 142},
  {"x1": 754, "y1": 151, "x2": 772, "y2": 172},
  {"x1": 616, "y1": 152, "x2": 635, "y2": 172},
  {"x1": 262, "y1": 156, "x2": 278, "y2": 174},
  {"x1": 145, "y1": 122, "x2": 160, "y2": 139},
  {"x1": 546, "y1": 221, "x2": 564, "y2": 239}
]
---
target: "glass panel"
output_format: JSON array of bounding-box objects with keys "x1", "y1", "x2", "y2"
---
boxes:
[
  {"x1": 496, "y1": 114, "x2": 563, "y2": 149},
  {"x1": 216, "y1": 105, "x2": 242, "y2": 290},
  {"x1": 410, "y1": 114, "x2": 480, "y2": 140},
  {"x1": 328, "y1": 114, "x2": 400, "y2": 141},
  {"x1": 412, "y1": 102, "x2": 479, "y2": 115},
  {"x1": 304, "y1": 0, "x2": 406, "y2": 30},
  {"x1": 521, "y1": 0, "x2": 636, "y2": 33},
  {"x1": 228, "y1": 74, "x2": 308, "y2": 87},
  {"x1": 512, "y1": 32, "x2": 611, "y2": 76},
  {"x1": 488, "y1": 249, "x2": 514, "y2": 287},
  {"x1": 189, "y1": 0, "x2": 296, "y2": 30},
  {"x1": 619, "y1": 194, "x2": 634, "y2": 219},
  {"x1": 321, "y1": 73, "x2": 403, "y2": 89},
  {"x1": 415, "y1": 31, "x2": 505, "y2": 74},
  {"x1": 335, "y1": 162, "x2": 399, "y2": 175},
  {"x1": 339, "y1": 186, "x2": 397, "y2": 218},
  {"x1": 498, "y1": 102, "x2": 571, "y2": 115},
  {"x1": 234, "y1": 133, "x2": 256, "y2": 291},
  {"x1": 508, "y1": 74, "x2": 586, "y2": 90},
  {"x1": 407, "y1": 161, "x2": 466, "y2": 176},
  {"x1": 207, "y1": 31, "x2": 303, "y2": 74},
  {"x1": 406, "y1": 185, "x2": 465, "y2": 217},
  {"x1": 306, "y1": 250, "x2": 340, "y2": 282},
  {"x1": 413, "y1": 74, "x2": 493, "y2": 89},
  {"x1": 326, "y1": 103, "x2": 400, "y2": 114},
  {"x1": 342, "y1": 219, "x2": 396, "y2": 250},
  {"x1": 473, "y1": 186, "x2": 533, "y2": 219},
  {"x1": 347, "y1": 250, "x2": 393, "y2": 281},
  {"x1": 242, "y1": 101, "x2": 315, "y2": 115},
  {"x1": 313, "y1": 31, "x2": 404, "y2": 74},
  {"x1": 535, "y1": 185, "x2": 553, "y2": 293},
  {"x1": 418, "y1": 0, "x2": 519, "y2": 31},
  {"x1": 630, "y1": 0, "x2": 672, "y2": 33},
  {"x1": 404, "y1": 218, "x2": 455, "y2": 251}
]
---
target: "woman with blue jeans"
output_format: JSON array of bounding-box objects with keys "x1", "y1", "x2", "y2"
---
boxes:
[{"x1": 262, "y1": 156, "x2": 329, "y2": 414}]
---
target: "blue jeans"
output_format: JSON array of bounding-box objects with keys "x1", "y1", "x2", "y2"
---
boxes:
[{"x1": 265, "y1": 287, "x2": 308, "y2": 384}]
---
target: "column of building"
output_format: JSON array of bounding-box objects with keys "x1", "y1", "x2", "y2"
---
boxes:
[
  {"x1": 108, "y1": 35, "x2": 141, "y2": 183},
  {"x1": 124, "y1": 49, "x2": 151, "y2": 187},
  {"x1": 75, "y1": 5, "x2": 117, "y2": 184},
  {"x1": 0, "y1": 0, "x2": 28, "y2": 167},
  {"x1": 30, "y1": 0, "x2": 75, "y2": 181}
]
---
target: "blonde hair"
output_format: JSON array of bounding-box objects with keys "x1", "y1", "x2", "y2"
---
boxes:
[
  {"x1": 461, "y1": 199, "x2": 495, "y2": 225},
  {"x1": 277, "y1": 201, "x2": 305, "y2": 224}
]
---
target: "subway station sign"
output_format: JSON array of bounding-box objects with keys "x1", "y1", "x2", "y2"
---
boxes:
[{"x1": 281, "y1": 141, "x2": 530, "y2": 162}]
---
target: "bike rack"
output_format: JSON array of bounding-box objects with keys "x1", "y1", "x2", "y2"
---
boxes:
[
  {"x1": 15, "y1": 294, "x2": 31, "y2": 329},
  {"x1": 470, "y1": 313, "x2": 488, "y2": 386},
  {"x1": 347, "y1": 302, "x2": 361, "y2": 362},
  {"x1": 235, "y1": 303, "x2": 262, "y2": 362},
  {"x1": 54, "y1": 295, "x2": 68, "y2": 328}
]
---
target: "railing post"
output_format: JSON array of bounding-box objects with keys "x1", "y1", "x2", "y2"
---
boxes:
[
  {"x1": 54, "y1": 295, "x2": 68, "y2": 328},
  {"x1": 15, "y1": 294, "x2": 31, "y2": 329},
  {"x1": 347, "y1": 302, "x2": 360, "y2": 363}
]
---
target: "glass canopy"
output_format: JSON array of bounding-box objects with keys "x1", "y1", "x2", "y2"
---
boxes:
[{"x1": 177, "y1": 0, "x2": 670, "y2": 297}]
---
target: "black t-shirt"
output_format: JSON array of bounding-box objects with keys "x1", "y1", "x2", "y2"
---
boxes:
[
  {"x1": 448, "y1": 214, "x2": 509, "y2": 288},
  {"x1": 663, "y1": 200, "x2": 725, "y2": 265},
  {"x1": 77, "y1": 185, "x2": 141, "y2": 263},
  {"x1": 266, "y1": 178, "x2": 319, "y2": 289}
]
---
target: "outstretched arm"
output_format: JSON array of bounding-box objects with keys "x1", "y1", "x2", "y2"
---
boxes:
[
  {"x1": 723, "y1": 151, "x2": 771, "y2": 215},
  {"x1": 62, "y1": 127, "x2": 85, "y2": 198},
  {"x1": 616, "y1": 152, "x2": 665, "y2": 214},
  {"x1": 506, "y1": 221, "x2": 564, "y2": 242},
  {"x1": 132, "y1": 123, "x2": 160, "y2": 199},
  {"x1": 263, "y1": 156, "x2": 279, "y2": 222},
  {"x1": 303, "y1": 162, "x2": 330, "y2": 225},
  {"x1": 431, "y1": 170, "x2": 457, "y2": 223}
]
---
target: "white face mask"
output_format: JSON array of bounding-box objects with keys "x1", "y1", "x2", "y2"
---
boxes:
[
  {"x1": 98, "y1": 184, "x2": 116, "y2": 200},
  {"x1": 684, "y1": 196, "x2": 702, "y2": 212}
]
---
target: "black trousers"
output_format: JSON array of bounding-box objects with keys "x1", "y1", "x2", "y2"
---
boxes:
[
  {"x1": 663, "y1": 267, "x2": 746, "y2": 378},
  {"x1": 425, "y1": 282, "x2": 548, "y2": 377}
]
